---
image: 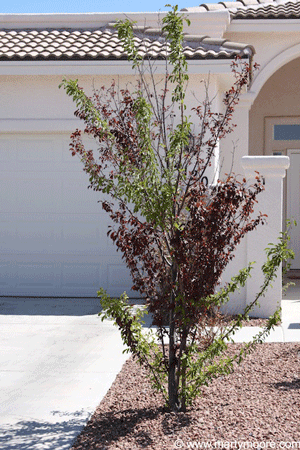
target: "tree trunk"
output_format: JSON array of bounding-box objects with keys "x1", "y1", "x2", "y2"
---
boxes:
[
  {"x1": 168, "y1": 308, "x2": 178, "y2": 410},
  {"x1": 177, "y1": 329, "x2": 188, "y2": 412},
  {"x1": 168, "y1": 262, "x2": 179, "y2": 411}
]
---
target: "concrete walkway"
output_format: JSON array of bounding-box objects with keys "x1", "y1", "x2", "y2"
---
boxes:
[
  {"x1": 0, "y1": 288, "x2": 299, "y2": 450},
  {"x1": 232, "y1": 279, "x2": 300, "y2": 343},
  {"x1": 0, "y1": 297, "x2": 130, "y2": 450},
  {"x1": 231, "y1": 298, "x2": 300, "y2": 342}
]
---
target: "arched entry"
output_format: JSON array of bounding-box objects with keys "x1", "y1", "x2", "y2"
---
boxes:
[{"x1": 248, "y1": 55, "x2": 300, "y2": 268}]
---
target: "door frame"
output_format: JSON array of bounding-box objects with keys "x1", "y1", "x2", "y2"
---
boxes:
[
  {"x1": 265, "y1": 117, "x2": 300, "y2": 269},
  {"x1": 287, "y1": 149, "x2": 300, "y2": 269}
]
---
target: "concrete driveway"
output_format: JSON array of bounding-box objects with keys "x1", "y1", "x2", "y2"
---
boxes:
[{"x1": 0, "y1": 297, "x2": 130, "y2": 450}]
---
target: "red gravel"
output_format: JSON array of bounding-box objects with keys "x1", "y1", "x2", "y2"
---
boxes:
[
  {"x1": 220, "y1": 316, "x2": 273, "y2": 327},
  {"x1": 71, "y1": 343, "x2": 300, "y2": 450}
]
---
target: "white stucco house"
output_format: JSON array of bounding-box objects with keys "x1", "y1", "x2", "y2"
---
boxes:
[{"x1": 0, "y1": 0, "x2": 299, "y2": 316}]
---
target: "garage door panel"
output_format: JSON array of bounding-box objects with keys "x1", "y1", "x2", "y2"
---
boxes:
[
  {"x1": 0, "y1": 136, "x2": 16, "y2": 162},
  {"x1": 0, "y1": 213, "x2": 117, "y2": 256},
  {"x1": 0, "y1": 262, "x2": 16, "y2": 287},
  {"x1": 16, "y1": 137, "x2": 62, "y2": 162},
  {"x1": 61, "y1": 263, "x2": 100, "y2": 288},
  {"x1": 0, "y1": 133, "x2": 132, "y2": 297},
  {"x1": 61, "y1": 221, "x2": 101, "y2": 254},
  {"x1": 16, "y1": 179, "x2": 62, "y2": 214},
  {"x1": 17, "y1": 262, "x2": 57, "y2": 288},
  {"x1": 107, "y1": 263, "x2": 133, "y2": 295},
  {"x1": 0, "y1": 220, "x2": 16, "y2": 252},
  {"x1": 0, "y1": 180, "x2": 17, "y2": 211},
  {"x1": 62, "y1": 178, "x2": 102, "y2": 214},
  {"x1": 0, "y1": 256, "x2": 132, "y2": 297},
  {"x1": 0, "y1": 214, "x2": 56, "y2": 254},
  {"x1": 1, "y1": 175, "x2": 63, "y2": 213},
  {"x1": 15, "y1": 221, "x2": 55, "y2": 253}
]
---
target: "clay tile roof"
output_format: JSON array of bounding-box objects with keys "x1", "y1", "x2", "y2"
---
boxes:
[
  {"x1": 232, "y1": 0, "x2": 300, "y2": 19},
  {"x1": 185, "y1": 0, "x2": 300, "y2": 19},
  {"x1": 0, "y1": 24, "x2": 255, "y2": 61},
  {"x1": 200, "y1": 2, "x2": 227, "y2": 10}
]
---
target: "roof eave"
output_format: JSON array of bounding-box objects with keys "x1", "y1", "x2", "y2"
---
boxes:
[
  {"x1": 228, "y1": 18, "x2": 300, "y2": 32},
  {"x1": 0, "y1": 58, "x2": 241, "y2": 76}
]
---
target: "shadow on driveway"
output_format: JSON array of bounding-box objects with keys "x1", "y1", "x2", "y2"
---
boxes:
[
  {"x1": 0, "y1": 412, "x2": 87, "y2": 450},
  {"x1": 0, "y1": 296, "x2": 153, "y2": 325},
  {"x1": 0, "y1": 297, "x2": 102, "y2": 316}
]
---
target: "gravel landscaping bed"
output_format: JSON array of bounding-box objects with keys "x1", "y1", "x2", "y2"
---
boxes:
[
  {"x1": 219, "y1": 316, "x2": 273, "y2": 328},
  {"x1": 71, "y1": 343, "x2": 300, "y2": 450}
]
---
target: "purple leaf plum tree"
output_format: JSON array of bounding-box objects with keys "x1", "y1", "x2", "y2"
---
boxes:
[{"x1": 60, "y1": 5, "x2": 293, "y2": 412}]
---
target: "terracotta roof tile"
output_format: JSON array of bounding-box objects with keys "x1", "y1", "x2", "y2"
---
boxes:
[
  {"x1": 0, "y1": 26, "x2": 254, "y2": 61},
  {"x1": 183, "y1": 0, "x2": 300, "y2": 20},
  {"x1": 232, "y1": 0, "x2": 300, "y2": 19}
]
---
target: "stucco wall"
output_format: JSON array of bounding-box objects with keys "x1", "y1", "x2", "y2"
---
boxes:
[
  {"x1": 0, "y1": 72, "x2": 219, "y2": 122},
  {"x1": 225, "y1": 24, "x2": 300, "y2": 158},
  {"x1": 225, "y1": 30, "x2": 300, "y2": 80},
  {"x1": 0, "y1": 74, "x2": 134, "y2": 120},
  {"x1": 0, "y1": 71, "x2": 223, "y2": 181}
]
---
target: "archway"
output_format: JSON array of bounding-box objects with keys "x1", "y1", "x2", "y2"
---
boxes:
[{"x1": 248, "y1": 55, "x2": 300, "y2": 268}]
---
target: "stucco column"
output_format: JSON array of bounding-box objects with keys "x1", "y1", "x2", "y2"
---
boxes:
[
  {"x1": 219, "y1": 99, "x2": 252, "y2": 315},
  {"x1": 241, "y1": 156, "x2": 290, "y2": 318},
  {"x1": 220, "y1": 98, "x2": 251, "y2": 177}
]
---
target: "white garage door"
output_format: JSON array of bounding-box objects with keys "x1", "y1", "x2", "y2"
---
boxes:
[{"x1": 0, "y1": 133, "x2": 132, "y2": 297}]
